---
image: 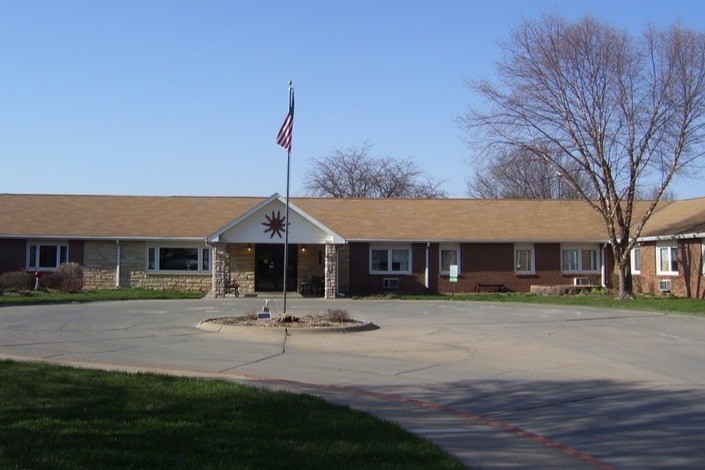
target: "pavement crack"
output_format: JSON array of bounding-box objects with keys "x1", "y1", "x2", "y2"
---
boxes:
[
  {"x1": 394, "y1": 363, "x2": 440, "y2": 376},
  {"x1": 217, "y1": 331, "x2": 288, "y2": 373}
]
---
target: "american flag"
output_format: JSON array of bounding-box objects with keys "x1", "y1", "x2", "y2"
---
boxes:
[{"x1": 276, "y1": 88, "x2": 294, "y2": 152}]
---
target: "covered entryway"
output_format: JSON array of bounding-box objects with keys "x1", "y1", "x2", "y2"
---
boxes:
[
  {"x1": 254, "y1": 243, "x2": 298, "y2": 292},
  {"x1": 207, "y1": 193, "x2": 345, "y2": 298}
]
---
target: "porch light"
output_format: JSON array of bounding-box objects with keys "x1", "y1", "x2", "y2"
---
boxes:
[
  {"x1": 301, "y1": 244, "x2": 307, "y2": 252},
  {"x1": 247, "y1": 244, "x2": 252, "y2": 252}
]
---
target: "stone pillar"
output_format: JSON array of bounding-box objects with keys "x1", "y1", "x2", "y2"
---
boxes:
[
  {"x1": 212, "y1": 243, "x2": 227, "y2": 298},
  {"x1": 324, "y1": 244, "x2": 338, "y2": 299}
]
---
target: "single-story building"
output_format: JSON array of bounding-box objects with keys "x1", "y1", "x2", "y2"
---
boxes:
[{"x1": 1, "y1": 193, "x2": 705, "y2": 298}]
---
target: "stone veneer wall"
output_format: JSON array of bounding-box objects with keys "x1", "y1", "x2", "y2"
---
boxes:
[
  {"x1": 324, "y1": 244, "x2": 338, "y2": 299},
  {"x1": 297, "y1": 245, "x2": 324, "y2": 288},
  {"x1": 228, "y1": 244, "x2": 255, "y2": 294},
  {"x1": 83, "y1": 240, "x2": 211, "y2": 292},
  {"x1": 83, "y1": 240, "x2": 118, "y2": 290}
]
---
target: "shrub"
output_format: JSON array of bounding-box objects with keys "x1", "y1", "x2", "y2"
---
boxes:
[
  {"x1": 43, "y1": 263, "x2": 84, "y2": 294},
  {"x1": 0, "y1": 271, "x2": 35, "y2": 294},
  {"x1": 327, "y1": 308, "x2": 350, "y2": 322}
]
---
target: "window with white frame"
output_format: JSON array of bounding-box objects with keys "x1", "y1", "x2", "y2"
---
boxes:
[
  {"x1": 561, "y1": 245, "x2": 600, "y2": 273},
  {"x1": 370, "y1": 244, "x2": 412, "y2": 274},
  {"x1": 631, "y1": 246, "x2": 641, "y2": 275},
  {"x1": 439, "y1": 244, "x2": 460, "y2": 274},
  {"x1": 514, "y1": 244, "x2": 535, "y2": 274},
  {"x1": 656, "y1": 242, "x2": 678, "y2": 275},
  {"x1": 27, "y1": 242, "x2": 68, "y2": 270},
  {"x1": 147, "y1": 246, "x2": 211, "y2": 272}
]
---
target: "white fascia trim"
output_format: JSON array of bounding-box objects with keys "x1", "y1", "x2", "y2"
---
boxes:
[
  {"x1": 206, "y1": 193, "x2": 280, "y2": 242},
  {"x1": 348, "y1": 238, "x2": 609, "y2": 244},
  {"x1": 638, "y1": 232, "x2": 705, "y2": 242},
  {"x1": 1, "y1": 235, "x2": 206, "y2": 242},
  {"x1": 206, "y1": 193, "x2": 345, "y2": 244}
]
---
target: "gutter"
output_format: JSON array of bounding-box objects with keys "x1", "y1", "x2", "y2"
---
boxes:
[
  {"x1": 0, "y1": 235, "x2": 207, "y2": 242},
  {"x1": 637, "y1": 232, "x2": 705, "y2": 242},
  {"x1": 345, "y1": 238, "x2": 609, "y2": 244}
]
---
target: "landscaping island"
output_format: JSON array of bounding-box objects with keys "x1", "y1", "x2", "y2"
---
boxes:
[{"x1": 201, "y1": 309, "x2": 377, "y2": 333}]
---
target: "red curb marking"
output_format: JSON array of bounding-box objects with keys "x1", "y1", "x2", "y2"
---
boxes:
[
  {"x1": 241, "y1": 374, "x2": 617, "y2": 470},
  {"x1": 1, "y1": 354, "x2": 615, "y2": 469}
]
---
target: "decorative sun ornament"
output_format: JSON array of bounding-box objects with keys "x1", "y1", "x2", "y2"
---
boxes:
[{"x1": 262, "y1": 210, "x2": 286, "y2": 239}]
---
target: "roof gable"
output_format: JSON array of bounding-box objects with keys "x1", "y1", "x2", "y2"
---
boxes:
[{"x1": 207, "y1": 194, "x2": 343, "y2": 244}]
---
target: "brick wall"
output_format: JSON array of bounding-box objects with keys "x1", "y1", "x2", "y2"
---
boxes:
[
  {"x1": 0, "y1": 239, "x2": 27, "y2": 274},
  {"x1": 337, "y1": 244, "x2": 350, "y2": 295},
  {"x1": 0, "y1": 239, "x2": 85, "y2": 275},
  {"x1": 634, "y1": 240, "x2": 705, "y2": 298},
  {"x1": 349, "y1": 241, "x2": 608, "y2": 296}
]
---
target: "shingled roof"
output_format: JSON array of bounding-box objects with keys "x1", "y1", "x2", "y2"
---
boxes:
[
  {"x1": 0, "y1": 194, "x2": 263, "y2": 239},
  {"x1": 640, "y1": 197, "x2": 705, "y2": 238},
  {"x1": 0, "y1": 193, "x2": 684, "y2": 242},
  {"x1": 294, "y1": 198, "x2": 613, "y2": 242}
]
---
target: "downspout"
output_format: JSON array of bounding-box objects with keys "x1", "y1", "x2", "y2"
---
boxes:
[
  {"x1": 115, "y1": 240, "x2": 121, "y2": 288},
  {"x1": 425, "y1": 242, "x2": 430, "y2": 289},
  {"x1": 601, "y1": 243, "x2": 606, "y2": 288},
  {"x1": 336, "y1": 245, "x2": 340, "y2": 296}
]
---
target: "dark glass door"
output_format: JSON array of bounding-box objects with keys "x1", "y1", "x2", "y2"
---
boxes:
[{"x1": 254, "y1": 244, "x2": 298, "y2": 291}]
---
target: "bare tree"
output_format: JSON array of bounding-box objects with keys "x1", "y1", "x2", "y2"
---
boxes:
[
  {"x1": 467, "y1": 147, "x2": 595, "y2": 199},
  {"x1": 303, "y1": 143, "x2": 448, "y2": 198},
  {"x1": 462, "y1": 15, "x2": 705, "y2": 299}
]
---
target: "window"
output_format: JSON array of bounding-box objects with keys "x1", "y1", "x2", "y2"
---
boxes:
[
  {"x1": 561, "y1": 245, "x2": 600, "y2": 273},
  {"x1": 439, "y1": 244, "x2": 460, "y2": 274},
  {"x1": 27, "y1": 242, "x2": 68, "y2": 270},
  {"x1": 370, "y1": 245, "x2": 412, "y2": 274},
  {"x1": 514, "y1": 244, "x2": 535, "y2": 274},
  {"x1": 147, "y1": 246, "x2": 212, "y2": 272},
  {"x1": 657, "y1": 243, "x2": 678, "y2": 275},
  {"x1": 631, "y1": 247, "x2": 641, "y2": 275}
]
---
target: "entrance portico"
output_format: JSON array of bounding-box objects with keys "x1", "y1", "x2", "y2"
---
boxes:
[{"x1": 207, "y1": 194, "x2": 344, "y2": 298}]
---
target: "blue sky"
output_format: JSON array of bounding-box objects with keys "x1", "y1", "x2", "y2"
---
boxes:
[{"x1": 2, "y1": 0, "x2": 705, "y2": 199}]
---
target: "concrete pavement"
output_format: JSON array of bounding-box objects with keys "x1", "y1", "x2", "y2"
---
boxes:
[{"x1": 1, "y1": 297, "x2": 705, "y2": 468}]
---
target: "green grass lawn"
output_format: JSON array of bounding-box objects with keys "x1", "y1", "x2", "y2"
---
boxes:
[
  {"x1": 399, "y1": 292, "x2": 705, "y2": 316},
  {"x1": 0, "y1": 361, "x2": 464, "y2": 469},
  {"x1": 0, "y1": 288, "x2": 204, "y2": 306}
]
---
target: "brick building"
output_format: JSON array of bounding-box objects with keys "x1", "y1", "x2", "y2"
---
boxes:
[{"x1": 1, "y1": 193, "x2": 704, "y2": 298}]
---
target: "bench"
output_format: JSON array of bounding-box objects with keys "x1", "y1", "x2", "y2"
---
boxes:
[
  {"x1": 476, "y1": 283, "x2": 504, "y2": 293},
  {"x1": 225, "y1": 279, "x2": 239, "y2": 297},
  {"x1": 300, "y1": 276, "x2": 324, "y2": 296}
]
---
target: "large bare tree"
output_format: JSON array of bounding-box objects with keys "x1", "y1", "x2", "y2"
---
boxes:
[
  {"x1": 462, "y1": 15, "x2": 705, "y2": 299},
  {"x1": 467, "y1": 147, "x2": 595, "y2": 199},
  {"x1": 303, "y1": 142, "x2": 447, "y2": 198}
]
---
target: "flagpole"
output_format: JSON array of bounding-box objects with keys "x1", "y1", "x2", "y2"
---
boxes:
[{"x1": 282, "y1": 81, "x2": 293, "y2": 315}]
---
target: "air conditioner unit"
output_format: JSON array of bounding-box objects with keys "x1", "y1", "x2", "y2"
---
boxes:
[
  {"x1": 383, "y1": 278, "x2": 400, "y2": 289},
  {"x1": 658, "y1": 279, "x2": 672, "y2": 292},
  {"x1": 573, "y1": 277, "x2": 590, "y2": 286}
]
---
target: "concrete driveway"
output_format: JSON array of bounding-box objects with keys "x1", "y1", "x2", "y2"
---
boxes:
[{"x1": 1, "y1": 297, "x2": 704, "y2": 469}]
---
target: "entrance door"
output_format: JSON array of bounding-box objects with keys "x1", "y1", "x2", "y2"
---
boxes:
[{"x1": 254, "y1": 244, "x2": 298, "y2": 291}]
